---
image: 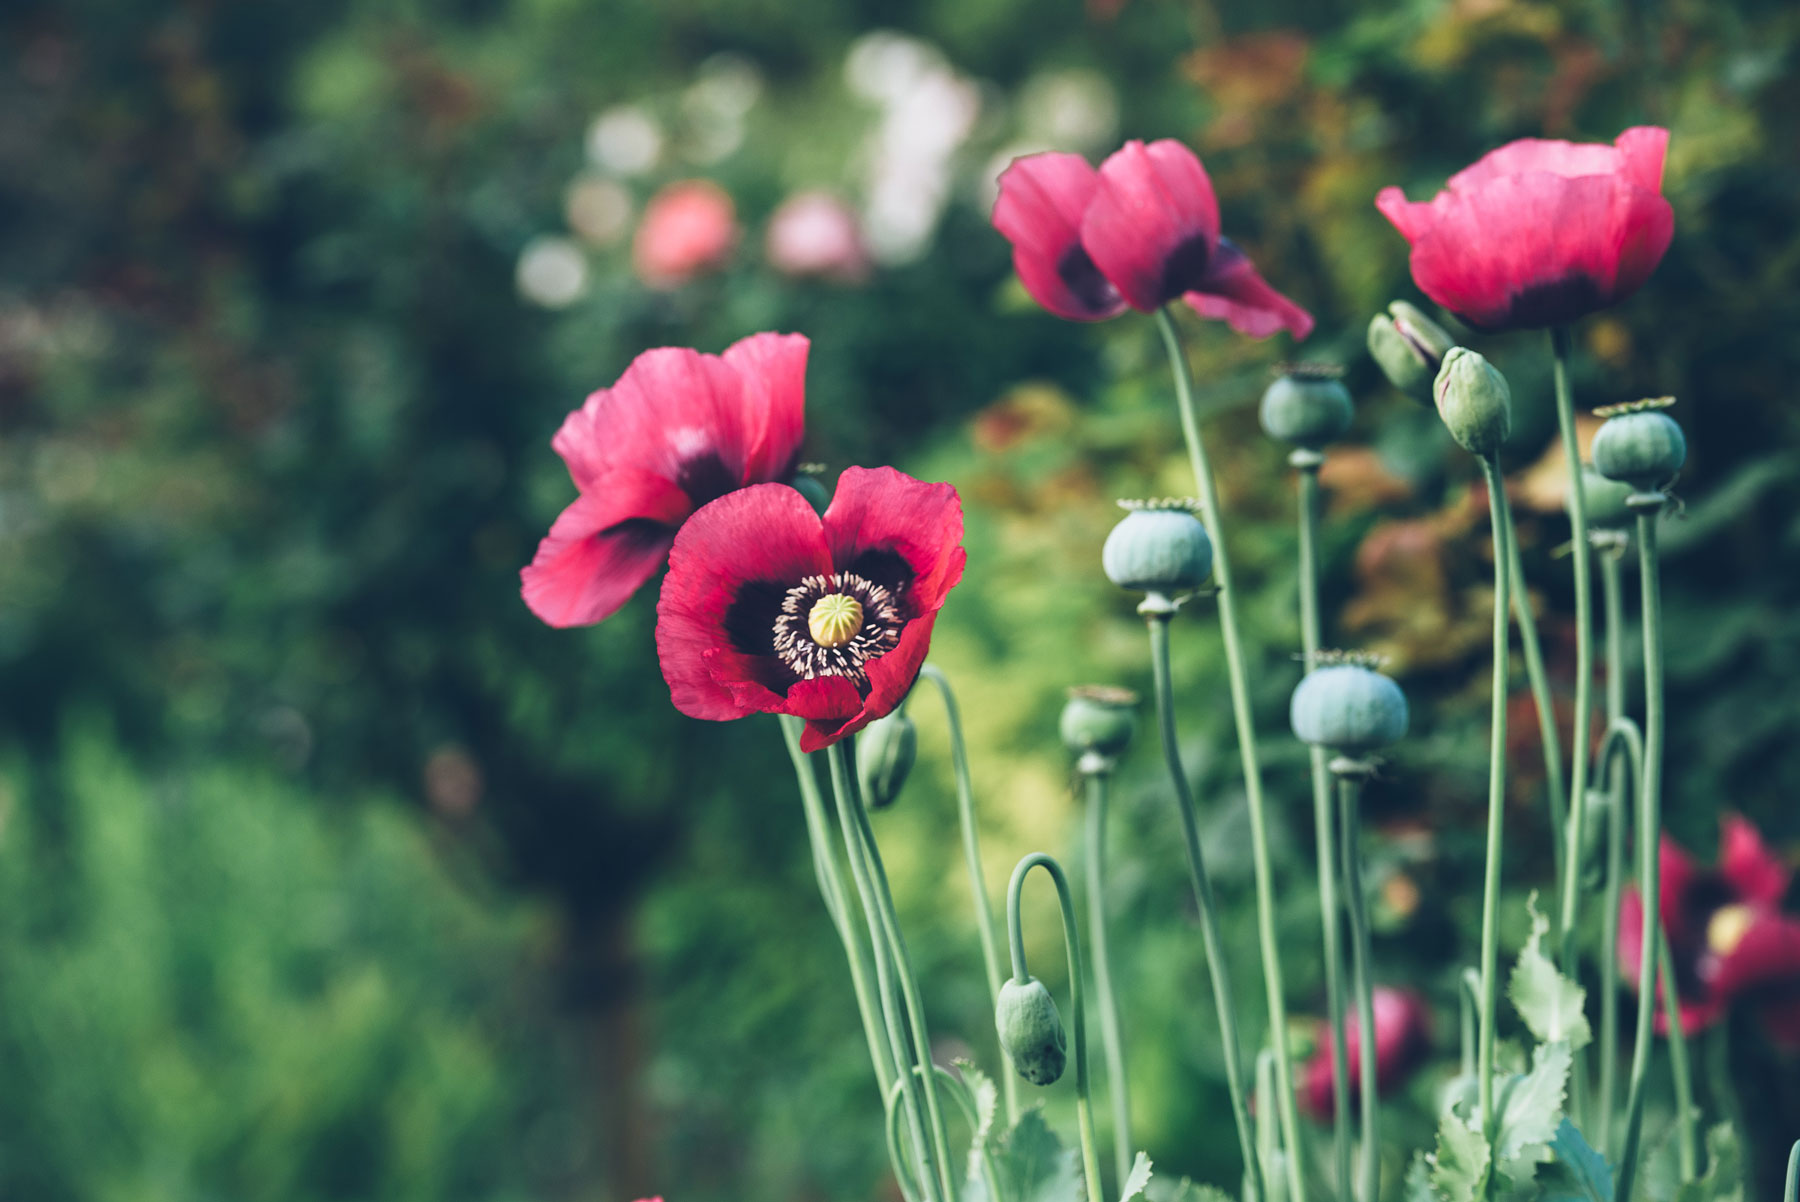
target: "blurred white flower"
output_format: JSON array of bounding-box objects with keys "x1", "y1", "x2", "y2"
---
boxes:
[
  {"x1": 564, "y1": 175, "x2": 633, "y2": 246},
  {"x1": 515, "y1": 236, "x2": 590, "y2": 308},
  {"x1": 845, "y1": 31, "x2": 944, "y2": 104},
  {"x1": 766, "y1": 192, "x2": 870, "y2": 282},
  {"x1": 586, "y1": 105, "x2": 663, "y2": 176},
  {"x1": 1018, "y1": 68, "x2": 1118, "y2": 152}
]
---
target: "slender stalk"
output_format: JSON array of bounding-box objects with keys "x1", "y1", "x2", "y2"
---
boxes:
[
  {"x1": 1476, "y1": 455, "x2": 1513, "y2": 1139},
  {"x1": 1785, "y1": 1139, "x2": 1800, "y2": 1202},
  {"x1": 1615, "y1": 498, "x2": 1669, "y2": 1202},
  {"x1": 1552, "y1": 325, "x2": 1596, "y2": 974},
  {"x1": 1155, "y1": 306, "x2": 1304, "y2": 1202},
  {"x1": 1657, "y1": 928, "x2": 1698, "y2": 1182},
  {"x1": 1083, "y1": 769, "x2": 1133, "y2": 1188},
  {"x1": 827, "y1": 742, "x2": 956, "y2": 1202},
  {"x1": 917, "y1": 663, "x2": 1019, "y2": 1124},
  {"x1": 1146, "y1": 609, "x2": 1264, "y2": 1202},
  {"x1": 1336, "y1": 769, "x2": 1379, "y2": 1202},
  {"x1": 1501, "y1": 492, "x2": 1568, "y2": 890},
  {"x1": 1296, "y1": 458, "x2": 1354, "y2": 1198},
  {"x1": 1006, "y1": 853, "x2": 1104, "y2": 1202},
  {"x1": 1459, "y1": 968, "x2": 1482, "y2": 1080},
  {"x1": 882, "y1": 1080, "x2": 924, "y2": 1202},
  {"x1": 1595, "y1": 544, "x2": 1631, "y2": 1153}
]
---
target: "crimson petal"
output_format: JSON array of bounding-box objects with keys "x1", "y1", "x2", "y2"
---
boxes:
[
  {"x1": 1082, "y1": 139, "x2": 1222, "y2": 313},
  {"x1": 821, "y1": 466, "x2": 966, "y2": 615},
  {"x1": 992, "y1": 153, "x2": 1127, "y2": 322},
  {"x1": 1182, "y1": 237, "x2": 1315, "y2": 340},
  {"x1": 1719, "y1": 814, "x2": 1791, "y2": 907},
  {"x1": 722, "y1": 331, "x2": 810, "y2": 484},
  {"x1": 520, "y1": 472, "x2": 692, "y2": 627}
]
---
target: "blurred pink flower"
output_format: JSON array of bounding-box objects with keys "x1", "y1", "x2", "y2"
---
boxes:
[
  {"x1": 632, "y1": 180, "x2": 739, "y2": 288},
  {"x1": 765, "y1": 191, "x2": 870, "y2": 282}
]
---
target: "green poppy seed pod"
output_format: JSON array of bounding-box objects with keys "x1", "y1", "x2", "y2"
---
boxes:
[
  {"x1": 1259, "y1": 368, "x2": 1353, "y2": 450},
  {"x1": 995, "y1": 975, "x2": 1067, "y2": 1086},
  {"x1": 856, "y1": 710, "x2": 916, "y2": 810},
  {"x1": 1102, "y1": 505, "x2": 1213, "y2": 595},
  {"x1": 790, "y1": 473, "x2": 831, "y2": 517},
  {"x1": 1367, "y1": 301, "x2": 1457, "y2": 406},
  {"x1": 1580, "y1": 467, "x2": 1636, "y2": 530},
  {"x1": 1578, "y1": 788, "x2": 1612, "y2": 889},
  {"x1": 1592, "y1": 410, "x2": 1686, "y2": 492},
  {"x1": 1289, "y1": 664, "x2": 1409, "y2": 753},
  {"x1": 1059, "y1": 686, "x2": 1137, "y2": 761},
  {"x1": 1433, "y1": 347, "x2": 1513, "y2": 457}
]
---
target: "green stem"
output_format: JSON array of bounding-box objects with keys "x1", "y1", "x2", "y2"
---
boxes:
[
  {"x1": 1615, "y1": 499, "x2": 1668, "y2": 1202},
  {"x1": 882, "y1": 1080, "x2": 925, "y2": 1202},
  {"x1": 1297, "y1": 460, "x2": 1354, "y2": 1199},
  {"x1": 828, "y1": 741, "x2": 956, "y2": 1202},
  {"x1": 1595, "y1": 545, "x2": 1631, "y2": 1154},
  {"x1": 1552, "y1": 325, "x2": 1596, "y2": 975},
  {"x1": 917, "y1": 663, "x2": 1020, "y2": 1125},
  {"x1": 1476, "y1": 455, "x2": 1513, "y2": 1142},
  {"x1": 1146, "y1": 611, "x2": 1264, "y2": 1202},
  {"x1": 1501, "y1": 489, "x2": 1568, "y2": 893},
  {"x1": 1155, "y1": 305, "x2": 1304, "y2": 1202},
  {"x1": 1006, "y1": 852, "x2": 1104, "y2": 1202},
  {"x1": 1459, "y1": 967, "x2": 1482, "y2": 1081},
  {"x1": 1657, "y1": 928, "x2": 1698, "y2": 1182},
  {"x1": 1785, "y1": 1139, "x2": 1800, "y2": 1202},
  {"x1": 1083, "y1": 769, "x2": 1134, "y2": 1189},
  {"x1": 1336, "y1": 769, "x2": 1380, "y2": 1202}
]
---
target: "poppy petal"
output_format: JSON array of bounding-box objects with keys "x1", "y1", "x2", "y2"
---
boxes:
[
  {"x1": 1082, "y1": 139, "x2": 1222, "y2": 312},
  {"x1": 993, "y1": 153, "x2": 1127, "y2": 321},
  {"x1": 657, "y1": 484, "x2": 834, "y2": 721},
  {"x1": 1182, "y1": 237, "x2": 1315, "y2": 340},
  {"x1": 1719, "y1": 814, "x2": 1790, "y2": 908},
  {"x1": 821, "y1": 466, "x2": 966, "y2": 615},
  {"x1": 797, "y1": 613, "x2": 938, "y2": 753},
  {"x1": 1444, "y1": 126, "x2": 1669, "y2": 194},
  {"x1": 1709, "y1": 913, "x2": 1800, "y2": 999},
  {"x1": 722, "y1": 331, "x2": 810, "y2": 484},
  {"x1": 520, "y1": 472, "x2": 693, "y2": 627}
]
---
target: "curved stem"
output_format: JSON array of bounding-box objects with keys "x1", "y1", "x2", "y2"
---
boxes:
[
  {"x1": 1596, "y1": 545, "x2": 1629, "y2": 1153},
  {"x1": 1298, "y1": 463, "x2": 1354, "y2": 1198},
  {"x1": 1657, "y1": 928, "x2": 1698, "y2": 1182},
  {"x1": 1615, "y1": 500, "x2": 1668, "y2": 1202},
  {"x1": 883, "y1": 1079, "x2": 925, "y2": 1202},
  {"x1": 1336, "y1": 771, "x2": 1379, "y2": 1202},
  {"x1": 917, "y1": 663, "x2": 1019, "y2": 1125},
  {"x1": 1155, "y1": 305, "x2": 1304, "y2": 1202},
  {"x1": 1501, "y1": 489, "x2": 1568, "y2": 893},
  {"x1": 1476, "y1": 455, "x2": 1513, "y2": 1141},
  {"x1": 1006, "y1": 853, "x2": 1104, "y2": 1202},
  {"x1": 1083, "y1": 769, "x2": 1133, "y2": 1188},
  {"x1": 1146, "y1": 612, "x2": 1264, "y2": 1202},
  {"x1": 1785, "y1": 1139, "x2": 1800, "y2": 1202},
  {"x1": 828, "y1": 741, "x2": 956, "y2": 1202},
  {"x1": 1552, "y1": 325, "x2": 1596, "y2": 975}
]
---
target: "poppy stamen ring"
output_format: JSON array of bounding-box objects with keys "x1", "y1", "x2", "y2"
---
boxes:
[{"x1": 774, "y1": 573, "x2": 902, "y2": 682}]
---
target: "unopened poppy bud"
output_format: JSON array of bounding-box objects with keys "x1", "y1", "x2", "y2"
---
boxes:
[
  {"x1": 856, "y1": 710, "x2": 916, "y2": 810},
  {"x1": 1592, "y1": 407, "x2": 1685, "y2": 492},
  {"x1": 1367, "y1": 301, "x2": 1456, "y2": 405},
  {"x1": 1259, "y1": 365, "x2": 1354, "y2": 451},
  {"x1": 1433, "y1": 347, "x2": 1512, "y2": 457},
  {"x1": 1578, "y1": 788, "x2": 1611, "y2": 887},
  {"x1": 996, "y1": 975, "x2": 1067, "y2": 1085},
  {"x1": 1580, "y1": 467, "x2": 1636, "y2": 530},
  {"x1": 1059, "y1": 686, "x2": 1137, "y2": 763},
  {"x1": 1102, "y1": 502, "x2": 1213, "y2": 596},
  {"x1": 1290, "y1": 663, "x2": 1409, "y2": 753}
]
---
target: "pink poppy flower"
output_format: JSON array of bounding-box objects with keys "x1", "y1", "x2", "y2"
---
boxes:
[
  {"x1": 655, "y1": 466, "x2": 965, "y2": 752},
  {"x1": 1620, "y1": 815, "x2": 1800, "y2": 1046},
  {"x1": 765, "y1": 191, "x2": 871, "y2": 283},
  {"x1": 633, "y1": 180, "x2": 739, "y2": 288},
  {"x1": 991, "y1": 139, "x2": 1314, "y2": 339},
  {"x1": 1375, "y1": 127, "x2": 1674, "y2": 331},
  {"x1": 1299, "y1": 986, "x2": 1432, "y2": 1119},
  {"x1": 521, "y1": 333, "x2": 808, "y2": 628}
]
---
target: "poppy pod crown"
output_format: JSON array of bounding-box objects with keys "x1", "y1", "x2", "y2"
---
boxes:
[{"x1": 655, "y1": 466, "x2": 965, "y2": 752}]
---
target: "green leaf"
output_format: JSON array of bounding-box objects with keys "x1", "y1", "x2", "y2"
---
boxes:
[
  {"x1": 1154, "y1": 1179, "x2": 1234, "y2": 1202},
  {"x1": 1674, "y1": 1124, "x2": 1744, "y2": 1202},
  {"x1": 1508, "y1": 893, "x2": 1593, "y2": 1051},
  {"x1": 1493, "y1": 1041, "x2": 1573, "y2": 1168},
  {"x1": 1539, "y1": 1118, "x2": 1613, "y2": 1202},
  {"x1": 1429, "y1": 1110, "x2": 1492, "y2": 1202},
  {"x1": 957, "y1": 1058, "x2": 1000, "y2": 1188},
  {"x1": 990, "y1": 1108, "x2": 1081, "y2": 1202},
  {"x1": 1405, "y1": 1152, "x2": 1437, "y2": 1202},
  {"x1": 1119, "y1": 1151, "x2": 1153, "y2": 1202}
]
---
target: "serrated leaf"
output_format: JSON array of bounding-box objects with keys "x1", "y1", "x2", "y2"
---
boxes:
[
  {"x1": 1674, "y1": 1124, "x2": 1744, "y2": 1202},
  {"x1": 1154, "y1": 1179, "x2": 1233, "y2": 1202},
  {"x1": 1509, "y1": 893, "x2": 1593, "y2": 1051},
  {"x1": 1119, "y1": 1152, "x2": 1153, "y2": 1202},
  {"x1": 1405, "y1": 1151, "x2": 1436, "y2": 1202},
  {"x1": 956, "y1": 1058, "x2": 1000, "y2": 1188},
  {"x1": 1430, "y1": 1111, "x2": 1492, "y2": 1202},
  {"x1": 1539, "y1": 1118, "x2": 1613, "y2": 1202},
  {"x1": 1494, "y1": 1041, "x2": 1573, "y2": 1170},
  {"x1": 991, "y1": 1108, "x2": 1081, "y2": 1202}
]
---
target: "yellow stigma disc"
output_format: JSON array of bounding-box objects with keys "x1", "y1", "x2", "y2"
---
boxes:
[
  {"x1": 1707, "y1": 903, "x2": 1755, "y2": 959},
  {"x1": 808, "y1": 594, "x2": 864, "y2": 648}
]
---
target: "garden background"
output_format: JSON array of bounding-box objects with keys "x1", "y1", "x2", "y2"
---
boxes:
[{"x1": 3, "y1": 0, "x2": 1798, "y2": 1199}]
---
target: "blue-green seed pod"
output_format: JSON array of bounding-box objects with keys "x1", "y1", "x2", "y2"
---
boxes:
[
  {"x1": 1579, "y1": 467, "x2": 1636, "y2": 530},
  {"x1": 1259, "y1": 367, "x2": 1353, "y2": 450},
  {"x1": 1059, "y1": 686, "x2": 1137, "y2": 760},
  {"x1": 1367, "y1": 301, "x2": 1457, "y2": 406},
  {"x1": 1102, "y1": 505, "x2": 1213, "y2": 595},
  {"x1": 790, "y1": 473, "x2": 831, "y2": 517},
  {"x1": 1433, "y1": 347, "x2": 1513, "y2": 457},
  {"x1": 1592, "y1": 410, "x2": 1685, "y2": 492},
  {"x1": 995, "y1": 975, "x2": 1067, "y2": 1086},
  {"x1": 1290, "y1": 664, "x2": 1409, "y2": 753},
  {"x1": 856, "y1": 709, "x2": 916, "y2": 811}
]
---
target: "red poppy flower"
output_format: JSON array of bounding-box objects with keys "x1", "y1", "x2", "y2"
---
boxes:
[
  {"x1": 1299, "y1": 986, "x2": 1432, "y2": 1119},
  {"x1": 1620, "y1": 815, "x2": 1800, "y2": 1046},
  {"x1": 1375, "y1": 127, "x2": 1674, "y2": 331},
  {"x1": 521, "y1": 333, "x2": 808, "y2": 628},
  {"x1": 633, "y1": 179, "x2": 740, "y2": 288},
  {"x1": 991, "y1": 140, "x2": 1314, "y2": 339},
  {"x1": 655, "y1": 466, "x2": 965, "y2": 752}
]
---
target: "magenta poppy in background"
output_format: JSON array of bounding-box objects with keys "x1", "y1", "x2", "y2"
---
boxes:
[
  {"x1": 1620, "y1": 815, "x2": 1800, "y2": 1046},
  {"x1": 992, "y1": 139, "x2": 1314, "y2": 339},
  {"x1": 1299, "y1": 986, "x2": 1431, "y2": 1119},
  {"x1": 766, "y1": 191, "x2": 871, "y2": 283},
  {"x1": 656, "y1": 466, "x2": 965, "y2": 752},
  {"x1": 633, "y1": 179, "x2": 740, "y2": 288},
  {"x1": 1376, "y1": 127, "x2": 1674, "y2": 331},
  {"x1": 521, "y1": 333, "x2": 808, "y2": 628}
]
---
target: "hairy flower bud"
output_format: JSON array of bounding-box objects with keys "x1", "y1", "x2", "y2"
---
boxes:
[
  {"x1": 856, "y1": 710, "x2": 917, "y2": 810},
  {"x1": 1592, "y1": 410, "x2": 1686, "y2": 492},
  {"x1": 1290, "y1": 664, "x2": 1409, "y2": 753},
  {"x1": 1367, "y1": 301, "x2": 1456, "y2": 405},
  {"x1": 1259, "y1": 366, "x2": 1354, "y2": 451},
  {"x1": 1102, "y1": 504, "x2": 1213, "y2": 596},
  {"x1": 1433, "y1": 347, "x2": 1512, "y2": 457},
  {"x1": 1059, "y1": 686, "x2": 1137, "y2": 764},
  {"x1": 995, "y1": 975, "x2": 1067, "y2": 1085}
]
